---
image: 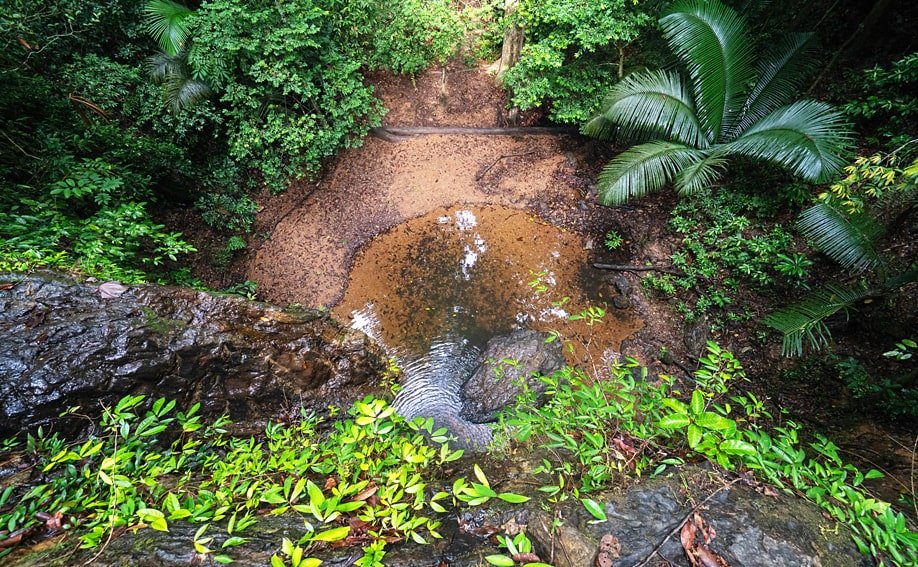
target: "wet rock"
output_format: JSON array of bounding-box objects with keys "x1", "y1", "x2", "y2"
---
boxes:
[
  {"x1": 459, "y1": 330, "x2": 564, "y2": 424},
  {"x1": 6, "y1": 464, "x2": 870, "y2": 566},
  {"x1": 612, "y1": 295, "x2": 631, "y2": 310},
  {"x1": 0, "y1": 273, "x2": 387, "y2": 436},
  {"x1": 683, "y1": 318, "x2": 711, "y2": 358}
]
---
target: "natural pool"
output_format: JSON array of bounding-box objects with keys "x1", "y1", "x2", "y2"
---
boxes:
[{"x1": 333, "y1": 204, "x2": 641, "y2": 365}]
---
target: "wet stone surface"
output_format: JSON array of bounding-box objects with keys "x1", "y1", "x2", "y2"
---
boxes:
[{"x1": 0, "y1": 273, "x2": 387, "y2": 436}]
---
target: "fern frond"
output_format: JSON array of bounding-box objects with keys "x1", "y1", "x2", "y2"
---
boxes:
[
  {"x1": 723, "y1": 100, "x2": 851, "y2": 182},
  {"x1": 735, "y1": 33, "x2": 819, "y2": 135},
  {"x1": 660, "y1": 0, "x2": 756, "y2": 142},
  {"x1": 585, "y1": 70, "x2": 708, "y2": 148},
  {"x1": 764, "y1": 285, "x2": 869, "y2": 357},
  {"x1": 798, "y1": 203, "x2": 884, "y2": 271},
  {"x1": 596, "y1": 141, "x2": 705, "y2": 205},
  {"x1": 145, "y1": 0, "x2": 193, "y2": 57},
  {"x1": 674, "y1": 151, "x2": 728, "y2": 195}
]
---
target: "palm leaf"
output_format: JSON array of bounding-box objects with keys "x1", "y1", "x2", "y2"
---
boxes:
[
  {"x1": 584, "y1": 70, "x2": 708, "y2": 148},
  {"x1": 145, "y1": 0, "x2": 193, "y2": 57},
  {"x1": 674, "y1": 151, "x2": 728, "y2": 195},
  {"x1": 798, "y1": 202, "x2": 884, "y2": 271},
  {"x1": 735, "y1": 33, "x2": 819, "y2": 135},
  {"x1": 145, "y1": 51, "x2": 185, "y2": 84},
  {"x1": 660, "y1": 0, "x2": 755, "y2": 143},
  {"x1": 722, "y1": 100, "x2": 851, "y2": 182},
  {"x1": 596, "y1": 141, "x2": 705, "y2": 205},
  {"x1": 164, "y1": 75, "x2": 212, "y2": 112},
  {"x1": 764, "y1": 285, "x2": 870, "y2": 357}
]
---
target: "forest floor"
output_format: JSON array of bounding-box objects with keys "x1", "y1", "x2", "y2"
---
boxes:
[{"x1": 174, "y1": 60, "x2": 915, "y2": 514}]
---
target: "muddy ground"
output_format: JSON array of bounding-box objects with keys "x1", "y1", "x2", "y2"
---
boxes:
[{"x1": 171, "y1": 61, "x2": 915, "y2": 513}]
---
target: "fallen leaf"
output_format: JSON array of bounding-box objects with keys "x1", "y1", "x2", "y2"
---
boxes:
[
  {"x1": 324, "y1": 477, "x2": 338, "y2": 491},
  {"x1": 352, "y1": 484, "x2": 378, "y2": 502},
  {"x1": 98, "y1": 281, "x2": 128, "y2": 299},
  {"x1": 696, "y1": 545, "x2": 730, "y2": 567},
  {"x1": 680, "y1": 520, "x2": 698, "y2": 567},
  {"x1": 0, "y1": 283, "x2": 13, "y2": 291},
  {"x1": 513, "y1": 553, "x2": 541, "y2": 563},
  {"x1": 595, "y1": 533, "x2": 621, "y2": 567}
]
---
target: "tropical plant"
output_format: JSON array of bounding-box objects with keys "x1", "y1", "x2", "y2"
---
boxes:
[
  {"x1": 766, "y1": 149, "x2": 918, "y2": 356},
  {"x1": 584, "y1": 0, "x2": 851, "y2": 205}
]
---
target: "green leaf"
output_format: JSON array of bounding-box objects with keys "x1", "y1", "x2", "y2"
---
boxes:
[
  {"x1": 687, "y1": 424, "x2": 703, "y2": 449},
  {"x1": 485, "y1": 555, "x2": 516, "y2": 567},
  {"x1": 798, "y1": 203, "x2": 883, "y2": 271},
  {"x1": 596, "y1": 142, "x2": 705, "y2": 204},
  {"x1": 581, "y1": 498, "x2": 607, "y2": 522},
  {"x1": 718, "y1": 439, "x2": 757, "y2": 457},
  {"x1": 497, "y1": 493, "x2": 531, "y2": 504},
  {"x1": 271, "y1": 555, "x2": 286, "y2": 567},
  {"x1": 213, "y1": 554, "x2": 234, "y2": 564},
  {"x1": 695, "y1": 412, "x2": 734, "y2": 431},
  {"x1": 690, "y1": 390, "x2": 705, "y2": 415},
  {"x1": 473, "y1": 464, "x2": 490, "y2": 488},
  {"x1": 658, "y1": 414, "x2": 691, "y2": 429},
  {"x1": 311, "y1": 527, "x2": 349, "y2": 542}
]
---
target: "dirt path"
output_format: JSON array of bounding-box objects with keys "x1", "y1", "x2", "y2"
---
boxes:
[{"x1": 247, "y1": 64, "x2": 592, "y2": 308}]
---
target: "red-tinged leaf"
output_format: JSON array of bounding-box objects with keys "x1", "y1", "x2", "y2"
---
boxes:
[
  {"x1": 512, "y1": 553, "x2": 541, "y2": 563},
  {"x1": 0, "y1": 283, "x2": 13, "y2": 291},
  {"x1": 696, "y1": 545, "x2": 730, "y2": 567},
  {"x1": 680, "y1": 520, "x2": 698, "y2": 567},
  {"x1": 352, "y1": 484, "x2": 378, "y2": 502},
  {"x1": 324, "y1": 477, "x2": 337, "y2": 491}
]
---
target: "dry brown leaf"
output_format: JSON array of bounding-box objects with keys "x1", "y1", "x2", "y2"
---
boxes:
[
  {"x1": 353, "y1": 484, "x2": 378, "y2": 502},
  {"x1": 680, "y1": 520, "x2": 698, "y2": 567},
  {"x1": 513, "y1": 553, "x2": 541, "y2": 563},
  {"x1": 595, "y1": 533, "x2": 621, "y2": 567},
  {"x1": 696, "y1": 545, "x2": 730, "y2": 567},
  {"x1": 324, "y1": 477, "x2": 338, "y2": 491}
]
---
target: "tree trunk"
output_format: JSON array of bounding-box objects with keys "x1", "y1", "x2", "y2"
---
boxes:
[{"x1": 495, "y1": 0, "x2": 524, "y2": 78}]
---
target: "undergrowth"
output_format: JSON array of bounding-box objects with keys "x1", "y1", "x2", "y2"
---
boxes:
[{"x1": 1, "y1": 344, "x2": 915, "y2": 565}]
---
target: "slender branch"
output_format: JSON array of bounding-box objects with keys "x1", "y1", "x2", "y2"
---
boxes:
[
  {"x1": 631, "y1": 478, "x2": 742, "y2": 567},
  {"x1": 370, "y1": 126, "x2": 579, "y2": 138},
  {"x1": 593, "y1": 263, "x2": 684, "y2": 276},
  {"x1": 475, "y1": 151, "x2": 534, "y2": 180}
]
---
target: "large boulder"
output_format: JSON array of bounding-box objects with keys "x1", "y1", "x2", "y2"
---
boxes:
[
  {"x1": 0, "y1": 273, "x2": 387, "y2": 436},
  {"x1": 459, "y1": 329, "x2": 564, "y2": 424}
]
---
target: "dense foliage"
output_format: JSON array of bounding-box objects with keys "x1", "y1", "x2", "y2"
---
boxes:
[
  {"x1": 0, "y1": 0, "x2": 467, "y2": 282},
  {"x1": 585, "y1": 0, "x2": 851, "y2": 204},
  {"x1": 497, "y1": 0, "x2": 654, "y2": 123}
]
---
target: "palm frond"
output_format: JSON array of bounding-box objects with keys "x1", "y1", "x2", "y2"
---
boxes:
[
  {"x1": 145, "y1": 0, "x2": 193, "y2": 57},
  {"x1": 674, "y1": 151, "x2": 728, "y2": 195},
  {"x1": 735, "y1": 33, "x2": 819, "y2": 135},
  {"x1": 145, "y1": 51, "x2": 184, "y2": 84},
  {"x1": 164, "y1": 75, "x2": 212, "y2": 112},
  {"x1": 764, "y1": 284, "x2": 870, "y2": 357},
  {"x1": 596, "y1": 141, "x2": 705, "y2": 205},
  {"x1": 722, "y1": 100, "x2": 851, "y2": 182},
  {"x1": 660, "y1": 0, "x2": 755, "y2": 143},
  {"x1": 798, "y1": 202, "x2": 884, "y2": 271},
  {"x1": 584, "y1": 70, "x2": 708, "y2": 148}
]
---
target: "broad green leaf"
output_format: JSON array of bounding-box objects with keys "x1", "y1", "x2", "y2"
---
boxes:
[
  {"x1": 718, "y1": 439, "x2": 757, "y2": 457},
  {"x1": 581, "y1": 498, "x2": 607, "y2": 522},
  {"x1": 271, "y1": 555, "x2": 285, "y2": 567},
  {"x1": 690, "y1": 390, "x2": 705, "y2": 415},
  {"x1": 485, "y1": 555, "x2": 515, "y2": 567},
  {"x1": 497, "y1": 493, "x2": 530, "y2": 504},
  {"x1": 311, "y1": 526, "x2": 349, "y2": 542},
  {"x1": 658, "y1": 414, "x2": 691, "y2": 429},
  {"x1": 687, "y1": 424, "x2": 703, "y2": 449},
  {"x1": 473, "y1": 464, "x2": 490, "y2": 488},
  {"x1": 695, "y1": 412, "x2": 734, "y2": 431}
]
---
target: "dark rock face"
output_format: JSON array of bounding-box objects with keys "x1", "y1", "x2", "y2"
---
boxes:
[
  {"x1": 0, "y1": 274, "x2": 387, "y2": 436},
  {"x1": 459, "y1": 329, "x2": 564, "y2": 424},
  {"x1": 6, "y1": 465, "x2": 868, "y2": 567}
]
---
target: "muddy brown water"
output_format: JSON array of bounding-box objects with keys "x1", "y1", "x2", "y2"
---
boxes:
[{"x1": 332, "y1": 205, "x2": 641, "y2": 362}]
